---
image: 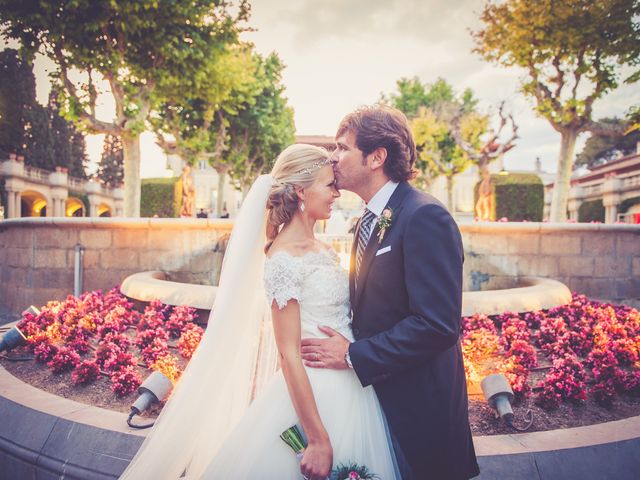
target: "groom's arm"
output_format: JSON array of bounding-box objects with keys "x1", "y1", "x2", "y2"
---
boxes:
[{"x1": 349, "y1": 202, "x2": 464, "y2": 387}]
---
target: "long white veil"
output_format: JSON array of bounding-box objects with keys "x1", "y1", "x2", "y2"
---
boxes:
[{"x1": 120, "y1": 174, "x2": 279, "y2": 479}]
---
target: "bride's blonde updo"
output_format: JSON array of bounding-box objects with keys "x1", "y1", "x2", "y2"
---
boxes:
[{"x1": 265, "y1": 144, "x2": 331, "y2": 252}]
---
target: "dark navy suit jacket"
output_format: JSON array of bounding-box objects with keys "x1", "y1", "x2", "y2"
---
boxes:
[{"x1": 348, "y1": 181, "x2": 480, "y2": 480}]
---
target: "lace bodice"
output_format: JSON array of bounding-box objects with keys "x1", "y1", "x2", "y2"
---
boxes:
[{"x1": 264, "y1": 248, "x2": 353, "y2": 341}]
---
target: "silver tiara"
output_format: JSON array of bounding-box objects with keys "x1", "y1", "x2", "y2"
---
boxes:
[{"x1": 297, "y1": 158, "x2": 331, "y2": 175}]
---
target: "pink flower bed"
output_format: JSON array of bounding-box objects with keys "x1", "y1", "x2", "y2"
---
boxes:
[
  {"x1": 462, "y1": 294, "x2": 640, "y2": 409},
  {"x1": 15, "y1": 289, "x2": 639, "y2": 409},
  {"x1": 17, "y1": 288, "x2": 202, "y2": 398}
]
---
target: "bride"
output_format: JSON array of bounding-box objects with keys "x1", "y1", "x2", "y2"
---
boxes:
[{"x1": 120, "y1": 144, "x2": 400, "y2": 479}]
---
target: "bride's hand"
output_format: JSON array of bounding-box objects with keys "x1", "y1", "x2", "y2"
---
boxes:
[
  {"x1": 300, "y1": 439, "x2": 333, "y2": 480},
  {"x1": 301, "y1": 326, "x2": 350, "y2": 369}
]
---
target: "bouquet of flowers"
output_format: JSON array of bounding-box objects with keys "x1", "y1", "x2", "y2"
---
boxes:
[{"x1": 280, "y1": 425, "x2": 379, "y2": 480}]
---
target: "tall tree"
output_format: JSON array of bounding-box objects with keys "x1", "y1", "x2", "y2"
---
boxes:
[
  {"x1": 384, "y1": 77, "x2": 487, "y2": 210},
  {"x1": 153, "y1": 43, "x2": 260, "y2": 214},
  {"x1": 575, "y1": 117, "x2": 640, "y2": 169},
  {"x1": 69, "y1": 132, "x2": 88, "y2": 179},
  {"x1": 47, "y1": 90, "x2": 72, "y2": 171},
  {"x1": 23, "y1": 103, "x2": 54, "y2": 169},
  {"x1": 226, "y1": 52, "x2": 296, "y2": 197},
  {"x1": 0, "y1": 48, "x2": 35, "y2": 157},
  {"x1": 98, "y1": 134, "x2": 124, "y2": 188},
  {"x1": 0, "y1": 0, "x2": 249, "y2": 216},
  {"x1": 473, "y1": 0, "x2": 640, "y2": 221}
]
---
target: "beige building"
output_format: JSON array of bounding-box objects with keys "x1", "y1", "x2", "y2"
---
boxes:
[
  {"x1": 545, "y1": 149, "x2": 640, "y2": 224},
  {"x1": 0, "y1": 155, "x2": 123, "y2": 219}
]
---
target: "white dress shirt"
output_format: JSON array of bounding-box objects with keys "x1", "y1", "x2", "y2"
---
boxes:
[{"x1": 364, "y1": 180, "x2": 399, "y2": 239}]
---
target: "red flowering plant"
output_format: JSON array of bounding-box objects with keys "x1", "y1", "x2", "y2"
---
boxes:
[
  {"x1": 111, "y1": 367, "x2": 142, "y2": 397},
  {"x1": 536, "y1": 354, "x2": 587, "y2": 409},
  {"x1": 104, "y1": 351, "x2": 139, "y2": 375},
  {"x1": 462, "y1": 313, "x2": 497, "y2": 334},
  {"x1": 140, "y1": 337, "x2": 170, "y2": 365},
  {"x1": 492, "y1": 311, "x2": 520, "y2": 329},
  {"x1": 72, "y1": 360, "x2": 101, "y2": 386},
  {"x1": 47, "y1": 346, "x2": 81, "y2": 374},
  {"x1": 499, "y1": 317, "x2": 530, "y2": 351},
  {"x1": 137, "y1": 300, "x2": 169, "y2": 332},
  {"x1": 67, "y1": 338, "x2": 91, "y2": 355},
  {"x1": 100, "y1": 332, "x2": 131, "y2": 352},
  {"x1": 166, "y1": 305, "x2": 198, "y2": 339},
  {"x1": 149, "y1": 354, "x2": 182, "y2": 384},
  {"x1": 134, "y1": 327, "x2": 169, "y2": 351},
  {"x1": 177, "y1": 323, "x2": 204, "y2": 359},
  {"x1": 94, "y1": 342, "x2": 124, "y2": 370},
  {"x1": 33, "y1": 341, "x2": 58, "y2": 363}
]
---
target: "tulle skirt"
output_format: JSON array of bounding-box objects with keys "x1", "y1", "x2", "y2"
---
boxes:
[{"x1": 201, "y1": 366, "x2": 400, "y2": 479}]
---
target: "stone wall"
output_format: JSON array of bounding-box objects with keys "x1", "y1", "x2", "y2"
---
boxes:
[
  {"x1": 0, "y1": 217, "x2": 231, "y2": 313},
  {"x1": 0, "y1": 219, "x2": 638, "y2": 314},
  {"x1": 461, "y1": 223, "x2": 640, "y2": 307}
]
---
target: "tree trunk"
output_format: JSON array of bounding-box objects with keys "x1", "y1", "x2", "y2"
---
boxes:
[
  {"x1": 549, "y1": 129, "x2": 578, "y2": 222},
  {"x1": 446, "y1": 175, "x2": 455, "y2": 213},
  {"x1": 216, "y1": 168, "x2": 226, "y2": 217},
  {"x1": 122, "y1": 134, "x2": 141, "y2": 217}
]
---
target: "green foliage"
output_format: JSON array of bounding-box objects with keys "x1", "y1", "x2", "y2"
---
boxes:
[
  {"x1": 575, "y1": 118, "x2": 640, "y2": 169},
  {"x1": 0, "y1": 48, "x2": 35, "y2": 157},
  {"x1": 98, "y1": 135, "x2": 124, "y2": 187},
  {"x1": 226, "y1": 52, "x2": 296, "y2": 192},
  {"x1": 474, "y1": 173, "x2": 543, "y2": 221},
  {"x1": 618, "y1": 196, "x2": 640, "y2": 214},
  {"x1": 140, "y1": 178, "x2": 181, "y2": 218},
  {"x1": 0, "y1": 0, "x2": 250, "y2": 216},
  {"x1": 473, "y1": 0, "x2": 640, "y2": 221},
  {"x1": 385, "y1": 77, "x2": 487, "y2": 196},
  {"x1": 578, "y1": 199, "x2": 605, "y2": 223}
]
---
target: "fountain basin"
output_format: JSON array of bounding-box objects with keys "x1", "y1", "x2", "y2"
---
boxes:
[{"x1": 121, "y1": 271, "x2": 572, "y2": 317}]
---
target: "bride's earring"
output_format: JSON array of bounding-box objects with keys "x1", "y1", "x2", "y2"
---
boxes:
[{"x1": 299, "y1": 202, "x2": 305, "y2": 212}]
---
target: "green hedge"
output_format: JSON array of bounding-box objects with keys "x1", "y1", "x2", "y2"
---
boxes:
[
  {"x1": 578, "y1": 199, "x2": 605, "y2": 223},
  {"x1": 618, "y1": 196, "x2": 640, "y2": 214},
  {"x1": 474, "y1": 173, "x2": 544, "y2": 221},
  {"x1": 140, "y1": 177, "x2": 181, "y2": 218}
]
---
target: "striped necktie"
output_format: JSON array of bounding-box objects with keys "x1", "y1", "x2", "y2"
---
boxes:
[{"x1": 355, "y1": 208, "x2": 376, "y2": 282}]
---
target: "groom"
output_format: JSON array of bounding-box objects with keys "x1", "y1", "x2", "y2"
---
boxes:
[{"x1": 301, "y1": 105, "x2": 480, "y2": 479}]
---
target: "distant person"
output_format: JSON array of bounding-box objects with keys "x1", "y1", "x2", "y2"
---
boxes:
[
  {"x1": 220, "y1": 206, "x2": 230, "y2": 219},
  {"x1": 196, "y1": 208, "x2": 208, "y2": 219}
]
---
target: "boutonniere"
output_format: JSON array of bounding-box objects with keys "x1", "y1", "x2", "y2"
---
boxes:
[{"x1": 376, "y1": 208, "x2": 393, "y2": 243}]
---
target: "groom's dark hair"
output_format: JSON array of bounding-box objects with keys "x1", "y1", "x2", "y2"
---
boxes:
[{"x1": 337, "y1": 105, "x2": 417, "y2": 182}]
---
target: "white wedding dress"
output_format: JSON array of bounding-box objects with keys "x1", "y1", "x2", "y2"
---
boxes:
[{"x1": 201, "y1": 248, "x2": 400, "y2": 479}]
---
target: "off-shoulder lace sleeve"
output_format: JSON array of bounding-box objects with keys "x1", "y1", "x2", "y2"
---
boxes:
[{"x1": 264, "y1": 252, "x2": 304, "y2": 309}]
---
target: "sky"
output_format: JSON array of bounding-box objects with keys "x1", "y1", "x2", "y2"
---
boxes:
[{"x1": 8, "y1": 0, "x2": 640, "y2": 178}]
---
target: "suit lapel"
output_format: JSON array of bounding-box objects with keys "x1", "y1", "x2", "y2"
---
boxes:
[{"x1": 354, "y1": 182, "x2": 412, "y2": 311}]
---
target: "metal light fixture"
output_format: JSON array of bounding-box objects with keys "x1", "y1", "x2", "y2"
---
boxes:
[
  {"x1": 127, "y1": 371, "x2": 173, "y2": 429},
  {"x1": 0, "y1": 326, "x2": 26, "y2": 353},
  {"x1": 481, "y1": 373, "x2": 533, "y2": 431}
]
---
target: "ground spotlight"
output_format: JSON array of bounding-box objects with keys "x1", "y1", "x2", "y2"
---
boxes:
[
  {"x1": 481, "y1": 373, "x2": 533, "y2": 431},
  {"x1": 0, "y1": 326, "x2": 27, "y2": 353},
  {"x1": 127, "y1": 371, "x2": 173, "y2": 429}
]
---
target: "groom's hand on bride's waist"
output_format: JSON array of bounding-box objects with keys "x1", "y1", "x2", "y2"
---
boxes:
[{"x1": 301, "y1": 326, "x2": 351, "y2": 370}]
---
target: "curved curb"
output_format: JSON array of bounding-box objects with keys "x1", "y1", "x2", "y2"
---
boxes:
[{"x1": 0, "y1": 360, "x2": 639, "y2": 479}]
